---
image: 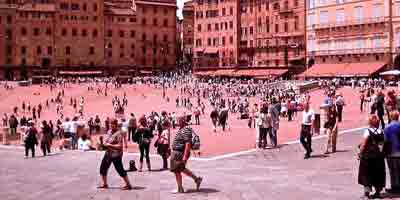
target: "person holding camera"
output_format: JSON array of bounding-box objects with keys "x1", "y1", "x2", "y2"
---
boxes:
[{"x1": 98, "y1": 118, "x2": 132, "y2": 190}]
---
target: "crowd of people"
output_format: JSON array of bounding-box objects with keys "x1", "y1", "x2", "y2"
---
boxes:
[{"x1": 1, "y1": 74, "x2": 400, "y2": 196}]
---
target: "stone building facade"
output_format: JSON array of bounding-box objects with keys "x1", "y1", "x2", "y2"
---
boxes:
[{"x1": 0, "y1": 0, "x2": 177, "y2": 80}]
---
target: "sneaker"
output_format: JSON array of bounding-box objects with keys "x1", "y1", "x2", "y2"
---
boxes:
[{"x1": 195, "y1": 177, "x2": 203, "y2": 191}]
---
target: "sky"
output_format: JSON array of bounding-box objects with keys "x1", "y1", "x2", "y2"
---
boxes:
[{"x1": 176, "y1": 0, "x2": 189, "y2": 19}]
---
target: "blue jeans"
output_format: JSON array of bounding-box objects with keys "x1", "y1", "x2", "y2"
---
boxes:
[
  {"x1": 71, "y1": 133, "x2": 77, "y2": 149},
  {"x1": 270, "y1": 128, "x2": 278, "y2": 147}
]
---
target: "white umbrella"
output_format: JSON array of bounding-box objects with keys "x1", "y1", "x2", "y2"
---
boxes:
[{"x1": 380, "y1": 70, "x2": 400, "y2": 76}]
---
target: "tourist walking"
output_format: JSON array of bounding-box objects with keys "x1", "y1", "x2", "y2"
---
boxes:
[
  {"x1": 156, "y1": 120, "x2": 171, "y2": 170},
  {"x1": 170, "y1": 116, "x2": 202, "y2": 193},
  {"x1": 358, "y1": 115, "x2": 386, "y2": 199},
  {"x1": 383, "y1": 111, "x2": 400, "y2": 194},
  {"x1": 98, "y1": 118, "x2": 132, "y2": 190},
  {"x1": 269, "y1": 98, "x2": 280, "y2": 148},
  {"x1": 300, "y1": 103, "x2": 314, "y2": 159},
  {"x1": 40, "y1": 120, "x2": 52, "y2": 156},
  {"x1": 335, "y1": 93, "x2": 345, "y2": 122},
  {"x1": 134, "y1": 116, "x2": 154, "y2": 172},
  {"x1": 324, "y1": 105, "x2": 338, "y2": 154},
  {"x1": 24, "y1": 121, "x2": 38, "y2": 158},
  {"x1": 8, "y1": 114, "x2": 18, "y2": 136}
]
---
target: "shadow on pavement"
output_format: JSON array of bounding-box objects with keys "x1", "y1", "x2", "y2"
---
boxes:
[
  {"x1": 184, "y1": 188, "x2": 220, "y2": 194},
  {"x1": 310, "y1": 154, "x2": 329, "y2": 159},
  {"x1": 382, "y1": 192, "x2": 400, "y2": 198}
]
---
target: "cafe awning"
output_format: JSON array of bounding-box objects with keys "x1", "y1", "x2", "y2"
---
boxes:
[
  {"x1": 300, "y1": 62, "x2": 387, "y2": 77},
  {"x1": 58, "y1": 71, "x2": 103, "y2": 75}
]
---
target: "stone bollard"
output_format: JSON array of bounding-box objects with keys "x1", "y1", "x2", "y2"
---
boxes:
[{"x1": 2, "y1": 127, "x2": 10, "y2": 145}]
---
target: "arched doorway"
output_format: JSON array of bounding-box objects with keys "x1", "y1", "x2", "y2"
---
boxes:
[{"x1": 394, "y1": 55, "x2": 400, "y2": 69}]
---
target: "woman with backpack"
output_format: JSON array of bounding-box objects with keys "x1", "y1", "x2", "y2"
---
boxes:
[
  {"x1": 156, "y1": 120, "x2": 171, "y2": 170},
  {"x1": 134, "y1": 116, "x2": 154, "y2": 172},
  {"x1": 358, "y1": 115, "x2": 386, "y2": 199}
]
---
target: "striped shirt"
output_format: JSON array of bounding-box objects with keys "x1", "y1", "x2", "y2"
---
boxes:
[{"x1": 172, "y1": 126, "x2": 193, "y2": 152}]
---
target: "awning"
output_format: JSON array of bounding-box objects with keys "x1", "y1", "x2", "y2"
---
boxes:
[
  {"x1": 59, "y1": 71, "x2": 103, "y2": 75},
  {"x1": 234, "y1": 69, "x2": 288, "y2": 77},
  {"x1": 213, "y1": 69, "x2": 237, "y2": 76},
  {"x1": 340, "y1": 62, "x2": 386, "y2": 77},
  {"x1": 300, "y1": 62, "x2": 386, "y2": 77},
  {"x1": 139, "y1": 70, "x2": 153, "y2": 74},
  {"x1": 204, "y1": 49, "x2": 218, "y2": 54}
]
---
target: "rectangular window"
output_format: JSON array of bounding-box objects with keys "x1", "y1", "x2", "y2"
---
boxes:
[
  {"x1": 250, "y1": 26, "x2": 253, "y2": 35},
  {"x1": 222, "y1": 36, "x2": 225, "y2": 45},
  {"x1": 197, "y1": 24, "x2": 201, "y2": 32},
  {"x1": 336, "y1": 9, "x2": 345, "y2": 23},
  {"x1": 354, "y1": 6, "x2": 363, "y2": 22},
  {"x1": 372, "y1": 4, "x2": 382, "y2": 18},
  {"x1": 207, "y1": 24, "x2": 211, "y2": 31},
  {"x1": 48, "y1": 46, "x2": 52, "y2": 55},
  {"x1": 308, "y1": 0, "x2": 316, "y2": 9},
  {"x1": 229, "y1": 36, "x2": 233, "y2": 44},
  {"x1": 208, "y1": 38, "x2": 211, "y2": 46},
  {"x1": 215, "y1": 23, "x2": 219, "y2": 31},
  {"x1": 319, "y1": 11, "x2": 329, "y2": 24},
  {"x1": 308, "y1": 13, "x2": 315, "y2": 26}
]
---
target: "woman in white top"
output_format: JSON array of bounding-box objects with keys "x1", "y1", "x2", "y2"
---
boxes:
[
  {"x1": 78, "y1": 134, "x2": 95, "y2": 151},
  {"x1": 156, "y1": 120, "x2": 171, "y2": 170}
]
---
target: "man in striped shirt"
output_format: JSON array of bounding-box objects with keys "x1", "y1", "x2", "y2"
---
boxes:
[{"x1": 170, "y1": 116, "x2": 203, "y2": 193}]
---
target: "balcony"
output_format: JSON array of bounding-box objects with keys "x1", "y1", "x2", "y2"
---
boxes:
[
  {"x1": 312, "y1": 17, "x2": 386, "y2": 30},
  {"x1": 274, "y1": 31, "x2": 304, "y2": 38},
  {"x1": 310, "y1": 47, "x2": 389, "y2": 56},
  {"x1": 279, "y1": 7, "x2": 293, "y2": 14}
]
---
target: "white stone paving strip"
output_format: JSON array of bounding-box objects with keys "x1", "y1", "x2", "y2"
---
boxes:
[{"x1": 0, "y1": 126, "x2": 366, "y2": 161}]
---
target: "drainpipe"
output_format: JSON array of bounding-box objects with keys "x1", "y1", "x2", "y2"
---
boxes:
[{"x1": 389, "y1": 0, "x2": 394, "y2": 69}]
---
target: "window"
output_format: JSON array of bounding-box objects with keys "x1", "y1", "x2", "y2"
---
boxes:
[
  {"x1": 46, "y1": 28, "x2": 52, "y2": 36},
  {"x1": 89, "y1": 46, "x2": 94, "y2": 55},
  {"x1": 230, "y1": 7, "x2": 233, "y2": 15},
  {"x1": 120, "y1": 53, "x2": 125, "y2": 58},
  {"x1": 119, "y1": 30, "x2": 125, "y2": 37},
  {"x1": 197, "y1": 24, "x2": 202, "y2": 32},
  {"x1": 130, "y1": 17, "x2": 136, "y2": 22},
  {"x1": 71, "y1": 3, "x2": 80, "y2": 10},
  {"x1": 153, "y1": 18, "x2": 158, "y2": 25},
  {"x1": 83, "y1": 3, "x2": 87, "y2": 11},
  {"x1": 107, "y1": 30, "x2": 112, "y2": 37},
  {"x1": 48, "y1": 46, "x2": 52, "y2": 55},
  {"x1": 62, "y1": 28, "x2": 67, "y2": 36},
  {"x1": 72, "y1": 28, "x2": 77, "y2": 36},
  {"x1": 294, "y1": 0, "x2": 298, "y2": 6},
  {"x1": 7, "y1": 15, "x2": 12, "y2": 24},
  {"x1": 222, "y1": 36, "x2": 225, "y2": 45},
  {"x1": 294, "y1": 16, "x2": 299, "y2": 30},
  {"x1": 60, "y1": 3, "x2": 69, "y2": 10},
  {"x1": 208, "y1": 38, "x2": 211, "y2": 46},
  {"x1": 21, "y1": 27, "x2": 27, "y2": 36},
  {"x1": 309, "y1": 0, "x2": 316, "y2": 9},
  {"x1": 66, "y1": 46, "x2": 71, "y2": 55},
  {"x1": 21, "y1": 46, "x2": 26, "y2": 55},
  {"x1": 142, "y1": 33, "x2": 146, "y2": 41},
  {"x1": 6, "y1": 45, "x2": 12, "y2": 55},
  {"x1": 275, "y1": 24, "x2": 279, "y2": 32},
  {"x1": 153, "y1": 6, "x2": 158, "y2": 13},
  {"x1": 153, "y1": 34, "x2": 158, "y2": 43},
  {"x1": 93, "y1": 16, "x2": 97, "y2": 21},
  {"x1": 372, "y1": 4, "x2": 382, "y2": 18},
  {"x1": 207, "y1": 24, "x2": 211, "y2": 31},
  {"x1": 120, "y1": 43, "x2": 124, "y2": 49},
  {"x1": 215, "y1": 23, "x2": 219, "y2": 31},
  {"x1": 229, "y1": 21, "x2": 233, "y2": 29},
  {"x1": 93, "y1": 29, "x2": 98, "y2": 37},
  {"x1": 354, "y1": 6, "x2": 363, "y2": 22},
  {"x1": 163, "y1": 34, "x2": 168, "y2": 42},
  {"x1": 142, "y1": 18, "x2": 146, "y2": 25},
  {"x1": 222, "y1": 8, "x2": 226, "y2": 16},
  {"x1": 163, "y1": 19, "x2": 168, "y2": 27},
  {"x1": 229, "y1": 36, "x2": 233, "y2": 44},
  {"x1": 93, "y1": 3, "x2": 97, "y2": 11},
  {"x1": 82, "y1": 29, "x2": 87, "y2": 37},
  {"x1": 250, "y1": 26, "x2": 253, "y2": 34},
  {"x1": 164, "y1": 8, "x2": 168, "y2": 15},
  {"x1": 319, "y1": 10, "x2": 329, "y2": 24},
  {"x1": 131, "y1": 30, "x2": 135, "y2": 38},
  {"x1": 284, "y1": 22, "x2": 288, "y2": 32},
  {"x1": 34, "y1": 28, "x2": 40, "y2": 36},
  {"x1": 336, "y1": 9, "x2": 345, "y2": 23},
  {"x1": 37, "y1": 46, "x2": 42, "y2": 55},
  {"x1": 142, "y1": 46, "x2": 146, "y2": 54}
]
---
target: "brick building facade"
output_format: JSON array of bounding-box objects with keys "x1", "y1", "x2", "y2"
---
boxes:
[
  {"x1": 182, "y1": 0, "x2": 194, "y2": 66},
  {"x1": 0, "y1": 0, "x2": 177, "y2": 80},
  {"x1": 192, "y1": 0, "x2": 305, "y2": 72}
]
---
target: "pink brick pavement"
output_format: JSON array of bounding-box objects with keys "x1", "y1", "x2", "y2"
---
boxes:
[{"x1": 0, "y1": 83, "x2": 374, "y2": 157}]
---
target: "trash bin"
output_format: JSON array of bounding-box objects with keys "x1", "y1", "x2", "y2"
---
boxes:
[{"x1": 314, "y1": 114, "x2": 320, "y2": 134}]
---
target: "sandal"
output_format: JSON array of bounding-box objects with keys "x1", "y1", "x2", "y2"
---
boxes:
[
  {"x1": 97, "y1": 184, "x2": 109, "y2": 189},
  {"x1": 121, "y1": 185, "x2": 132, "y2": 190}
]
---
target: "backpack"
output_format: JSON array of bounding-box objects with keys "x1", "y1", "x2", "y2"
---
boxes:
[{"x1": 192, "y1": 132, "x2": 201, "y2": 150}]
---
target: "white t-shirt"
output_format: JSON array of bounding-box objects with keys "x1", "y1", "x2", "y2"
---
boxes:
[
  {"x1": 302, "y1": 109, "x2": 315, "y2": 126},
  {"x1": 363, "y1": 128, "x2": 383, "y2": 139},
  {"x1": 78, "y1": 138, "x2": 92, "y2": 151}
]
